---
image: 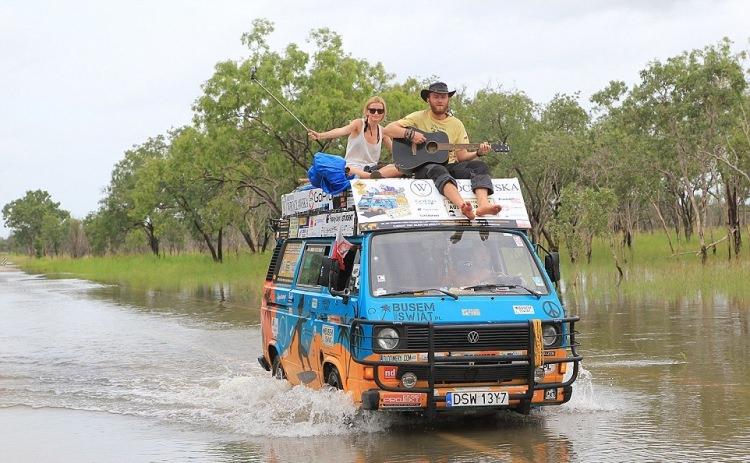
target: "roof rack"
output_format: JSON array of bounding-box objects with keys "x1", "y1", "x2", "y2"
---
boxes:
[{"x1": 276, "y1": 178, "x2": 531, "y2": 239}]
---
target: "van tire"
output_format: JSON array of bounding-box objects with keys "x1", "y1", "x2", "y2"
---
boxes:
[
  {"x1": 272, "y1": 356, "x2": 286, "y2": 380},
  {"x1": 325, "y1": 365, "x2": 343, "y2": 390}
]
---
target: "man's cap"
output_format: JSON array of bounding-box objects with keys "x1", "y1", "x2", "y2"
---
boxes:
[{"x1": 420, "y1": 82, "x2": 456, "y2": 101}]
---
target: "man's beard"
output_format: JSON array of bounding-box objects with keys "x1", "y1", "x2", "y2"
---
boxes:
[{"x1": 429, "y1": 101, "x2": 449, "y2": 115}]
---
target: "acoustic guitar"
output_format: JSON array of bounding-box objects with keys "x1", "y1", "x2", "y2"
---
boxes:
[{"x1": 392, "y1": 129, "x2": 510, "y2": 174}]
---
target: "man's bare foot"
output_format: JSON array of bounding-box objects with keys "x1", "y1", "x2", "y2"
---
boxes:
[
  {"x1": 460, "y1": 202, "x2": 475, "y2": 220},
  {"x1": 476, "y1": 204, "x2": 502, "y2": 216}
]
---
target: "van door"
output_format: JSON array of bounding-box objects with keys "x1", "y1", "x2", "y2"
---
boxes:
[
  {"x1": 289, "y1": 242, "x2": 331, "y2": 387},
  {"x1": 317, "y1": 245, "x2": 361, "y2": 380}
]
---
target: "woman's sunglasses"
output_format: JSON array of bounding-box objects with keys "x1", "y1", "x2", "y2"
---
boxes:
[{"x1": 367, "y1": 108, "x2": 385, "y2": 114}]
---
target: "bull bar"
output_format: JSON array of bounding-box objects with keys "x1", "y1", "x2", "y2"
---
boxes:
[{"x1": 350, "y1": 317, "x2": 582, "y2": 414}]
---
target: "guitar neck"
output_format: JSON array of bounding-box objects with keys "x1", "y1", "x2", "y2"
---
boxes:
[{"x1": 435, "y1": 143, "x2": 483, "y2": 151}]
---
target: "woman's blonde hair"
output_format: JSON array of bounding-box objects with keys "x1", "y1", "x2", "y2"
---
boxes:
[{"x1": 362, "y1": 96, "x2": 387, "y2": 118}]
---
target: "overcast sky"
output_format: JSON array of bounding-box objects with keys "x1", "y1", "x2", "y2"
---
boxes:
[{"x1": 2, "y1": 0, "x2": 748, "y2": 237}]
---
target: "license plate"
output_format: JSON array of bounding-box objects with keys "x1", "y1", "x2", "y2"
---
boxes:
[
  {"x1": 380, "y1": 353, "x2": 418, "y2": 362},
  {"x1": 445, "y1": 391, "x2": 509, "y2": 407}
]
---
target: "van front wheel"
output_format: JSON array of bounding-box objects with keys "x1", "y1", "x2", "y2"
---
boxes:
[{"x1": 325, "y1": 366, "x2": 342, "y2": 390}]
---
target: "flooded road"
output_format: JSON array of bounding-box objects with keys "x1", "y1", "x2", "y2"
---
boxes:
[{"x1": 1, "y1": 267, "x2": 748, "y2": 462}]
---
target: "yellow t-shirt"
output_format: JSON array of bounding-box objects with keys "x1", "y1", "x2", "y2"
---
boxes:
[{"x1": 397, "y1": 110, "x2": 469, "y2": 163}]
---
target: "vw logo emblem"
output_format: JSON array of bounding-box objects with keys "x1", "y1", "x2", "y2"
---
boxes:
[{"x1": 467, "y1": 330, "x2": 480, "y2": 344}]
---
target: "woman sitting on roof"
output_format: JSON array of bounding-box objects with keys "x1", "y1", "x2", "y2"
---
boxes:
[{"x1": 308, "y1": 96, "x2": 401, "y2": 179}]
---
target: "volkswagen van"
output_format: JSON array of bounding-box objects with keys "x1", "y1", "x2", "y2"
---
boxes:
[{"x1": 258, "y1": 178, "x2": 581, "y2": 415}]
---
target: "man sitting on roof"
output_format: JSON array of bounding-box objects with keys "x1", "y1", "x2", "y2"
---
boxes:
[{"x1": 383, "y1": 82, "x2": 501, "y2": 220}]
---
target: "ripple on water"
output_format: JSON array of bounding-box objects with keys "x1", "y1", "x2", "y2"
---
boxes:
[{"x1": 588, "y1": 358, "x2": 687, "y2": 368}]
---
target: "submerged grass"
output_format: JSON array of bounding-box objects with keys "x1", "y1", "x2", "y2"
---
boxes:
[{"x1": 560, "y1": 230, "x2": 750, "y2": 303}]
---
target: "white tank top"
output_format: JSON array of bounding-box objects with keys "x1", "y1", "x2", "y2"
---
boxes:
[{"x1": 345, "y1": 120, "x2": 382, "y2": 168}]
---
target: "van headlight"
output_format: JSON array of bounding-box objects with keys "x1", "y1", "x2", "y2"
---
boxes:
[
  {"x1": 542, "y1": 325, "x2": 559, "y2": 347},
  {"x1": 375, "y1": 327, "x2": 400, "y2": 350}
]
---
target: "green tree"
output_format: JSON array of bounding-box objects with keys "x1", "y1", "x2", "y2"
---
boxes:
[
  {"x1": 589, "y1": 81, "x2": 659, "y2": 253},
  {"x1": 2, "y1": 190, "x2": 70, "y2": 257},
  {"x1": 550, "y1": 186, "x2": 618, "y2": 285},
  {"x1": 626, "y1": 39, "x2": 747, "y2": 262},
  {"x1": 84, "y1": 210, "x2": 119, "y2": 256},
  {"x1": 519, "y1": 94, "x2": 590, "y2": 248},
  {"x1": 105, "y1": 136, "x2": 170, "y2": 255},
  {"x1": 131, "y1": 128, "x2": 234, "y2": 262}
]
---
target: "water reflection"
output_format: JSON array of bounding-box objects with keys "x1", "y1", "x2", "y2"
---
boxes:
[
  {"x1": 206, "y1": 413, "x2": 577, "y2": 463},
  {"x1": 88, "y1": 282, "x2": 261, "y2": 326}
]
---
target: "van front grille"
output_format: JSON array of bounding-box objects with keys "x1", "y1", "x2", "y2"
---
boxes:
[{"x1": 404, "y1": 326, "x2": 529, "y2": 351}]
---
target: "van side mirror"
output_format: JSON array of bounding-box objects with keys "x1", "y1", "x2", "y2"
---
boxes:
[
  {"x1": 318, "y1": 257, "x2": 339, "y2": 287},
  {"x1": 319, "y1": 257, "x2": 350, "y2": 302},
  {"x1": 318, "y1": 257, "x2": 338, "y2": 287},
  {"x1": 544, "y1": 251, "x2": 561, "y2": 283}
]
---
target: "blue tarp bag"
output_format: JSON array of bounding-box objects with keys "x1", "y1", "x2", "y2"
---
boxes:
[{"x1": 307, "y1": 152, "x2": 355, "y2": 195}]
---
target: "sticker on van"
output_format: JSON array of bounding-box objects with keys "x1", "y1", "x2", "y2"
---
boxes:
[
  {"x1": 513, "y1": 305, "x2": 535, "y2": 315},
  {"x1": 322, "y1": 324, "x2": 334, "y2": 346}
]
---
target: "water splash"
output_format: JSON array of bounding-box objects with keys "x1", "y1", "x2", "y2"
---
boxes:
[
  {"x1": 557, "y1": 367, "x2": 619, "y2": 413},
  {"x1": 189, "y1": 374, "x2": 393, "y2": 437}
]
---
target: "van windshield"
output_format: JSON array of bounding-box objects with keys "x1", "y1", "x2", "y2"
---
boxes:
[{"x1": 369, "y1": 230, "x2": 549, "y2": 297}]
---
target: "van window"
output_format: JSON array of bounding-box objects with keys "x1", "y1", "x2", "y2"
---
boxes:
[
  {"x1": 297, "y1": 243, "x2": 331, "y2": 287},
  {"x1": 276, "y1": 241, "x2": 303, "y2": 284}
]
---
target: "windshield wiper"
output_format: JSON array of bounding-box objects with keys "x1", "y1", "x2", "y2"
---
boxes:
[
  {"x1": 378, "y1": 288, "x2": 459, "y2": 300},
  {"x1": 460, "y1": 283, "x2": 542, "y2": 299}
]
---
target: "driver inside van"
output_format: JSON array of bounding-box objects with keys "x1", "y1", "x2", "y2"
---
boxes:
[{"x1": 442, "y1": 244, "x2": 495, "y2": 290}]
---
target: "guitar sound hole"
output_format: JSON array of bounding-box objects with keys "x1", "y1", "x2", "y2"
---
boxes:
[{"x1": 425, "y1": 141, "x2": 438, "y2": 153}]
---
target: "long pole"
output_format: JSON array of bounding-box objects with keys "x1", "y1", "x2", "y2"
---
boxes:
[{"x1": 250, "y1": 68, "x2": 312, "y2": 133}]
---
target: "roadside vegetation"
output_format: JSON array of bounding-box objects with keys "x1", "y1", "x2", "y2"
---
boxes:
[
  {"x1": 3, "y1": 19, "x2": 750, "y2": 288},
  {"x1": 561, "y1": 230, "x2": 750, "y2": 303},
  {"x1": 7, "y1": 226, "x2": 750, "y2": 306},
  {"x1": 11, "y1": 252, "x2": 269, "y2": 290}
]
